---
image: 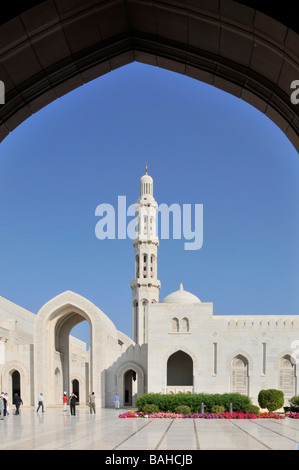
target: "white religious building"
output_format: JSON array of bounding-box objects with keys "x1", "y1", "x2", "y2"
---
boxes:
[{"x1": 0, "y1": 169, "x2": 298, "y2": 409}]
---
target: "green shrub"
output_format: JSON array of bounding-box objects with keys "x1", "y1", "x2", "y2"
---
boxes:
[
  {"x1": 211, "y1": 405, "x2": 225, "y2": 414},
  {"x1": 143, "y1": 404, "x2": 159, "y2": 415},
  {"x1": 136, "y1": 392, "x2": 251, "y2": 413},
  {"x1": 289, "y1": 396, "x2": 299, "y2": 411},
  {"x1": 243, "y1": 404, "x2": 260, "y2": 415},
  {"x1": 175, "y1": 405, "x2": 191, "y2": 415},
  {"x1": 258, "y1": 389, "x2": 284, "y2": 412}
]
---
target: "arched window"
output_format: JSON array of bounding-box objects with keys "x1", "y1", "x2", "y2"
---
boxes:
[
  {"x1": 142, "y1": 254, "x2": 147, "y2": 278},
  {"x1": 279, "y1": 355, "x2": 295, "y2": 398},
  {"x1": 135, "y1": 254, "x2": 139, "y2": 278},
  {"x1": 231, "y1": 355, "x2": 249, "y2": 395},
  {"x1": 143, "y1": 216, "x2": 147, "y2": 234},
  {"x1": 171, "y1": 317, "x2": 179, "y2": 332},
  {"x1": 150, "y1": 254, "x2": 155, "y2": 278},
  {"x1": 181, "y1": 317, "x2": 189, "y2": 332},
  {"x1": 150, "y1": 216, "x2": 154, "y2": 234}
]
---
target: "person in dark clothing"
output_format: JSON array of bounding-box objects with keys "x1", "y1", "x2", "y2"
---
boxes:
[
  {"x1": 13, "y1": 393, "x2": 23, "y2": 415},
  {"x1": 69, "y1": 393, "x2": 77, "y2": 416}
]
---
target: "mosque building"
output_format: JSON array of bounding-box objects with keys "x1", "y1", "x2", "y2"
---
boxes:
[{"x1": 0, "y1": 169, "x2": 298, "y2": 408}]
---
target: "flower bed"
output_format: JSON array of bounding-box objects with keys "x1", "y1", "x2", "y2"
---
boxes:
[
  {"x1": 118, "y1": 411, "x2": 285, "y2": 419},
  {"x1": 287, "y1": 413, "x2": 299, "y2": 419},
  {"x1": 257, "y1": 412, "x2": 285, "y2": 419},
  {"x1": 118, "y1": 411, "x2": 145, "y2": 418}
]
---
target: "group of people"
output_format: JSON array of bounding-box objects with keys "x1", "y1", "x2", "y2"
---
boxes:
[
  {"x1": 0, "y1": 392, "x2": 23, "y2": 419},
  {"x1": 36, "y1": 392, "x2": 97, "y2": 416},
  {"x1": 0, "y1": 391, "x2": 121, "y2": 419}
]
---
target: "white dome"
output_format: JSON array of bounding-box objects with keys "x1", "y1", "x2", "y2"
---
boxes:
[
  {"x1": 161, "y1": 283, "x2": 201, "y2": 304},
  {"x1": 140, "y1": 173, "x2": 153, "y2": 183}
]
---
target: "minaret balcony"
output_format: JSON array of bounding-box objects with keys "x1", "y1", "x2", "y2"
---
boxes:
[{"x1": 130, "y1": 279, "x2": 161, "y2": 289}]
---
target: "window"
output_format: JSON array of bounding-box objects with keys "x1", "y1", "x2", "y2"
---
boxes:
[
  {"x1": 213, "y1": 343, "x2": 217, "y2": 375},
  {"x1": 171, "y1": 318, "x2": 179, "y2": 332},
  {"x1": 181, "y1": 317, "x2": 189, "y2": 332},
  {"x1": 150, "y1": 255, "x2": 155, "y2": 278},
  {"x1": 170, "y1": 316, "x2": 190, "y2": 333},
  {"x1": 262, "y1": 343, "x2": 266, "y2": 375},
  {"x1": 135, "y1": 255, "x2": 139, "y2": 278},
  {"x1": 231, "y1": 355, "x2": 248, "y2": 395},
  {"x1": 279, "y1": 355, "x2": 295, "y2": 398}
]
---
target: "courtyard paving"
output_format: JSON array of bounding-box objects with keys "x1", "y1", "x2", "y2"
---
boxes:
[{"x1": 0, "y1": 407, "x2": 298, "y2": 450}]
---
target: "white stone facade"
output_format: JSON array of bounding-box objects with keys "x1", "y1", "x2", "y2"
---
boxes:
[
  {"x1": 147, "y1": 284, "x2": 299, "y2": 405},
  {"x1": 0, "y1": 171, "x2": 298, "y2": 408}
]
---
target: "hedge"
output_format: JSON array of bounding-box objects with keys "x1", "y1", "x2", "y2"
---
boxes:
[
  {"x1": 289, "y1": 395, "x2": 299, "y2": 411},
  {"x1": 136, "y1": 393, "x2": 252, "y2": 413}
]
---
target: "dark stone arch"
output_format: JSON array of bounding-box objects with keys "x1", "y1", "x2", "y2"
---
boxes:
[{"x1": 0, "y1": 0, "x2": 297, "y2": 150}]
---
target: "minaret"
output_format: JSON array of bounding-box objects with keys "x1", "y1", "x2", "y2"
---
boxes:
[{"x1": 131, "y1": 167, "x2": 160, "y2": 345}]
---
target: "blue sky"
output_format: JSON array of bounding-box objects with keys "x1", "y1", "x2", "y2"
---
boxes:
[{"x1": 0, "y1": 62, "x2": 298, "y2": 347}]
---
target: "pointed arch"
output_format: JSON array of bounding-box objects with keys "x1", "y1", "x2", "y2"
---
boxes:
[
  {"x1": 171, "y1": 317, "x2": 179, "y2": 332},
  {"x1": 181, "y1": 317, "x2": 190, "y2": 332},
  {"x1": 116, "y1": 362, "x2": 145, "y2": 407},
  {"x1": 1, "y1": 361, "x2": 31, "y2": 405},
  {"x1": 34, "y1": 290, "x2": 118, "y2": 407},
  {"x1": 278, "y1": 354, "x2": 296, "y2": 398},
  {"x1": 0, "y1": 2, "x2": 297, "y2": 151},
  {"x1": 167, "y1": 350, "x2": 193, "y2": 386},
  {"x1": 230, "y1": 354, "x2": 249, "y2": 395}
]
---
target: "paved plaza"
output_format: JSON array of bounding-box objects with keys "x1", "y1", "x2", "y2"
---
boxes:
[{"x1": 0, "y1": 407, "x2": 299, "y2": 450}]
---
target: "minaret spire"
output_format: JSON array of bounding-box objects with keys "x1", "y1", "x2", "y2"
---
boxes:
[{"x1": 131, "y1": 168, "x2": 160, "y2": 345}]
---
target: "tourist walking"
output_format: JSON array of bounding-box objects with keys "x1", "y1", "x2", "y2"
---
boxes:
[
  {"x1": 0, "y1": 393, "x2": 6, "y2": 417},
  {"x1": 89, "y1": 392, "x2": 96, "y2": 414},
  {"x1": 13, "y1": 393, "x2": 23, "y2": 415},
  {"x1": 113, "y1": 393, "x2": 120, "y2": 410},
  {"x1": 4, "y1": 393, "x2": 9, "y2": 416},
  {"x1": 62, "y1": 392, "x2": 68, "y2": 412},
  {"x1": 69, "y1": 393, "x2": 77, "y2": 416},
  {"x1": 36, "y1": 393, "x2": 44, "y2": 412},
  {"x1": 0, "y1": 395, "x2": 4, "y2": 420}
]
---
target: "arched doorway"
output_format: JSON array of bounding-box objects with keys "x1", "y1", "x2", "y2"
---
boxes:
[
  {"x1": 34, "y1": 291, "x2": 118, "y2": 407},
  {"x1": 11, "y1": 369, "x2": 21, "y2": 397},
  {"x1": 54, "y1": 311, "x2": 90, "y2": 405},
  {"x1": 123, "y1": 370, "x2": 137, "y2": 407},
  {"x1": 116, "y1": 362, "x2": 145, "y2": 408},
  {"x1": 166, "y1": 350, "x2": 193, "y2": 394},
  {"x1": 0, "y1": 363, "x2": 31, "y2": 405},
  {"x1": 72, "y1": 379, "x2": 80, "y2": 403}
]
